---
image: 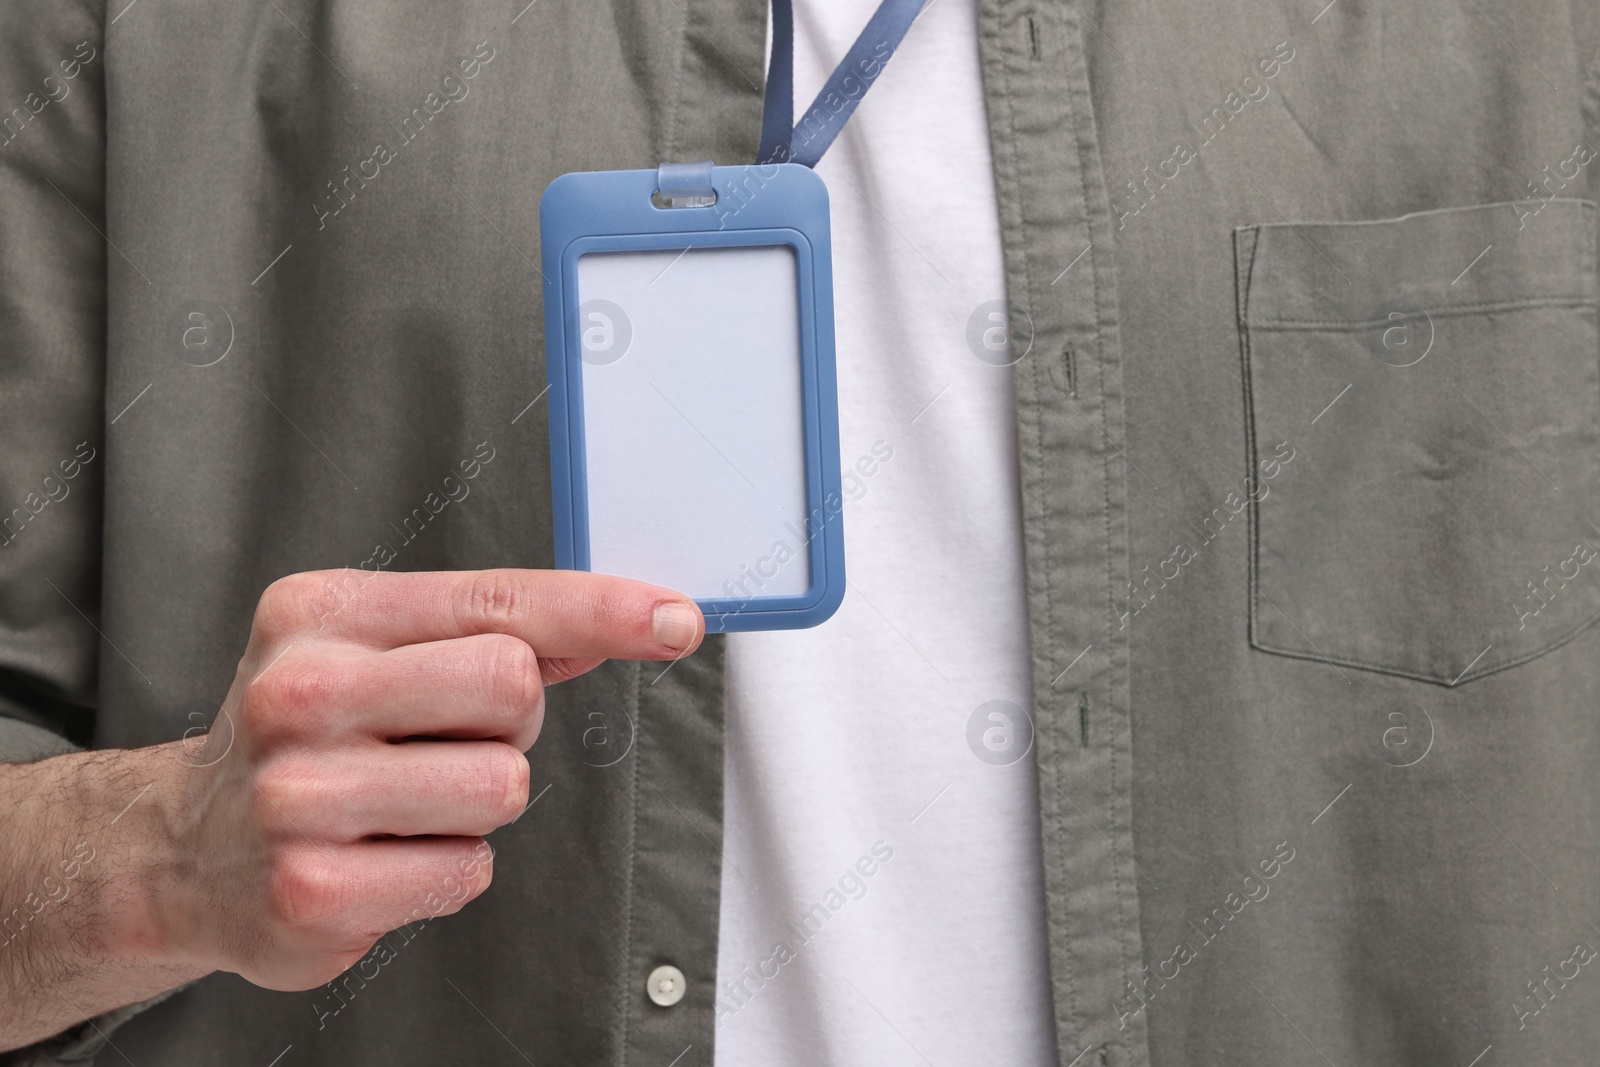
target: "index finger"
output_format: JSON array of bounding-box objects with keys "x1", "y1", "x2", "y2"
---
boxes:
[{"x1": 272, "y1": 568, "x2": 704, "y2": 659}]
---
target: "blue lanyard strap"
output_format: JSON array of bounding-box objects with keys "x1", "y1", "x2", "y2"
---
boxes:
[{"x1": 756, "y1": 0, "x2": 925, "y2": 168}]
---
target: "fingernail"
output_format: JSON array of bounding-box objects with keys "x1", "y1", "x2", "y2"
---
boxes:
[{"x1": 652, "y1": 601, "x2": 699, "y2": 651}]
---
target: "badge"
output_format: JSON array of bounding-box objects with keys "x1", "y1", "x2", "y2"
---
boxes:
[
  {"x1": 541, "y1": 162, "x2": 844, "y2": 631},
  {"x1": 539, "y1": 0, "x2": 924, "y2": 632}
]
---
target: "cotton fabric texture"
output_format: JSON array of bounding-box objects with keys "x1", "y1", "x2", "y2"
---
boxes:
[
  {"x1": 716, "y1": 0, "x2": 1055, "y2": 1063},
  {"x1": 3, "y1": 0, "x2": 1600, "y2": 1065}
]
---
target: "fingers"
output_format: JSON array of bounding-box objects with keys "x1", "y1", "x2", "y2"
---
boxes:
[
  {"x1": 256, "y1": 741, "x2": 529, "y2": 841},
  {"x1": 266, "y1": 836, "x2": 495, "y2": 966},
  {"x1": 536, "y1": 655, "x2": 605, "y2": 685},
  {"x1": 342, "y1": 634, "x2": 547, "y2": 750},
  {"x1": 264, "y1": 568, "x2": 704, "y2": 660},
  {"x1": 225, "y1": 566, "x2": 693, "y2": 993}
]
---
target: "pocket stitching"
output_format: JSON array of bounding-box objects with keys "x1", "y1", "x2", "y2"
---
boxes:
[
  {"x1": 1236, "y1": 215, "x2": 1600, "y2": 687},
  {"x1": 1248, "y1": 295, "x2": 1598, "y2": 330},
  {"x1": 1234, "y1": 226, "x2": 1269, "y2": 662}
]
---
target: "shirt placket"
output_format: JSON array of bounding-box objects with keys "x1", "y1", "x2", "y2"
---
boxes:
[
  {"x1": 979, "y1": 3, "x2": 1151, "y2": 1065},
  {"x1": 616, "y1": 1, "x2": 765, "y2": 1064}
]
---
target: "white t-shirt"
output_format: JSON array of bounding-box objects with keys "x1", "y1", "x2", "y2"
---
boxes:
[{"x1": 715, "y1": 1, "x2": 1057, "y2": 1063}]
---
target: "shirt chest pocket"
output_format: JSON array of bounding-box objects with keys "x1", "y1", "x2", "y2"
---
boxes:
[{"x1": 1234, "y1": 199, "x2": 1600, "y2": 686}]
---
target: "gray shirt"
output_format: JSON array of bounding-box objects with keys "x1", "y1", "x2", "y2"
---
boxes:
[{"x1": 4, "y1": 0, "x2": 1600, "y2": 1064}]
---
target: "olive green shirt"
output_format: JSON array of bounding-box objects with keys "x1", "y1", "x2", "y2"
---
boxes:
[{"x1": 5, "y1": 0, "x2": 1600, "y2": 1064}]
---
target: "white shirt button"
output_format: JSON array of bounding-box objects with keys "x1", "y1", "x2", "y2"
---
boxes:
[{"x1": 647, "y1": 964, "x2": 686, "y2": 1007}]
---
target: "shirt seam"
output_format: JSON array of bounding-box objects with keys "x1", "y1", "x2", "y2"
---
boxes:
[
  {"x1": 616, "y1": 659, "x2": 644, "y2": 1067},
  {"x1": 1046, "y1": 1, "x2": 1143, "y2": 1057},
  {"x1": 1247, "y1": 295, "x2": 1597, "y2": 330},
  {"x1": 660, "y1": 0, "x2": 694, "y2": 163}
]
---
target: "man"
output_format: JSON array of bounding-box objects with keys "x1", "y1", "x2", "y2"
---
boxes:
[{"x1": 4, "y1": 0, "x2": 1600, "y2": 1065}]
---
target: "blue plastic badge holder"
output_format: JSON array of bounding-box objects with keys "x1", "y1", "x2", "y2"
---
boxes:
[{"x1": 540, "y1": 163, "x2": 845, "y2": 632}]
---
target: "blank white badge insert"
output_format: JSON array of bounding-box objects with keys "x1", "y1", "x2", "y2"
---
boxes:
[{"x1": 576, "y1": 244, "x2": 811, "y2": 600}]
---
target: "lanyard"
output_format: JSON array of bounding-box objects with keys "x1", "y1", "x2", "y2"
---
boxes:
[{"x1": 756, "y1": 0, "x2": 926, "y2": 167}]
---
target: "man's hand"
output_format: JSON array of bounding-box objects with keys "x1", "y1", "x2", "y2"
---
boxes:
[{"x1": 0, "y1": 568, "x2": 703, "y2": 1051}]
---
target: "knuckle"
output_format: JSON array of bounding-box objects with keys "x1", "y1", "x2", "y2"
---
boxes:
[
  {"x1": 254, "y1": 574, "x2": 315, "y2": 640},
  {"x1": 465, "y1": 843, "x2": 496, "y2": 890},
  {"x1": 482, "y1": 746, "x2": 529, "y2": 822},
  {"x1": 523, "y1": 692, "x2": 546, "y2": 749},
  {"x1": 461, "y1": 570, "x2": 529, "y2": 631},
  {"x1": 269, "y1": 852, "x2": 345, "y2": 928},
  {"x1": 486, "y1": 635, "x2": 542, "y2": 719},
  {"x1": 248, "y1": 659, "x2": 346, "y2": 731},
  {"x1": 250, "y1": 757, "x2": 324, "y2": 832},
  {"x1": 250, "y1": 761, "x2": 301, "y2": 825},
  {"x1": 439, "y1": 841, "x2": 495, "y2": 908},
  {"x1": 468, "y1": 857, "x2": 495, "y2": 899}
]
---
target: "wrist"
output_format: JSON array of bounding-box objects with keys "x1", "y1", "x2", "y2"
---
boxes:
[
  {"x1": 0, "y1": 745, "x2": 212, "y2": 1050},
  {"x1": 41, "y1": 744, "x2": 211, "y2": 976}
]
